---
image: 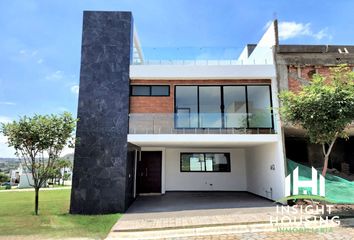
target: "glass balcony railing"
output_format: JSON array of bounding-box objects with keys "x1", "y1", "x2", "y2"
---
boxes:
[
  {"x1": 129, "y1": 113, "x2": 276, "y2": 134},
  {"x1": 132, "y1": 47, "x2": 274, "y2": 65}
]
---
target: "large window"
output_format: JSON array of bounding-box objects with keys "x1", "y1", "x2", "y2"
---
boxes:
[
  {"x1": 199, "y1": 86, "x2": 222, "y2": 128},
  {"x1": 175, "y1": 86, "x2": 198, "y2": 128},
  {"x1": 131, "y1": 85, "x2": 170, "y2": 96},
  {"x1": 247, "y1": 86, "x2": 273, "y2": 128},
  {"x1": 180, "y1": 153, "x2": 231, "y2": 172},
  {"x1": 224, "y1": 86, "x2": 247, "y2": 128},
  {"x1": 174, "y1": 85, "x2": 272, "y2": 129}
]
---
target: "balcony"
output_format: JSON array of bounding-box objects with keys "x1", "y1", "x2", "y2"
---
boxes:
[{"x1": 129, "y1": 113, "x2": 276, "y2": 135}]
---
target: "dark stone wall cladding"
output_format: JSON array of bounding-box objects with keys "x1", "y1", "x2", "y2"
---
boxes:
[{"x1": 70, "y1": 11, "x2": 133, "y2": 214}]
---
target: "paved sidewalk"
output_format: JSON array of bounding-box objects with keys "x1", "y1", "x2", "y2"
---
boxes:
[
  {"x1": 170, "y1": 227, "x2": 354, "y2": 240},
  {"x1": 113, "y1": 206, "x2": 280, "y2": 231},
  {"x1": 108, "y1": 215, "x2": 352, "y2": 239}
]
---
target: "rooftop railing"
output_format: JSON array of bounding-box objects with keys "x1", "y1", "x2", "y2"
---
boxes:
[
  {"x1": 129, "y1": 113, "x2": 276, "y2": 134},
  {"x1": 132, "y1": 47, "x2": 273, "y2": 65}
]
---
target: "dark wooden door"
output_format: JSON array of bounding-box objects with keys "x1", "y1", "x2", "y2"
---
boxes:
[{"x1": 137, "y1": 151, "x2": 162, "y2": 193}]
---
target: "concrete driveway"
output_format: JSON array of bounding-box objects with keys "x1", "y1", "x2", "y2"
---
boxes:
[
  {"x1": 107, "y1": 192, "x2": 281, "y2": 238},
  {"x1": 126, "y1": 191, "x2": 274, "y2": 214},
  {"x1": 107, "y1": 192, "x2": 345, "y2": 239}
]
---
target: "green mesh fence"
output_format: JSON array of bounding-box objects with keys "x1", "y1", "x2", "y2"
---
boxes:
[{"x1": 287, "y1": 159, "x2": 354, "y2": 204}]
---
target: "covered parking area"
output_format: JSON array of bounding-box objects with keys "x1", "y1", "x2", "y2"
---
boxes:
[
  {"x1": 112, "y1": 133, "x2": 288, "y2": 238},
  {"x1": 128, "y1": 134, "x2": 286, "y2": 202}
]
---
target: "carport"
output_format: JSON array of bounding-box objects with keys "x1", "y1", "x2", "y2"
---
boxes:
[{"x1": 128, "y1": 134, "x2": 286, "y2": 202}]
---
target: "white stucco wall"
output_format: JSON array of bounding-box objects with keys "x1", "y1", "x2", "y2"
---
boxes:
[
  {"x1": 243, "y1": 21, "x2": 276, "y2": 65},
  {"x1": 18, "y1": 173, "x2": 34, "y2": 189},
  {"x1": 245, "y1": 142, "x2": 285, "y2": 201},
  {"x1": 165, "y1": 148, "x2": 247, "y2": 191},
  {"x1": 130, "y1": 64, "x2": 275, "y2": 80}
]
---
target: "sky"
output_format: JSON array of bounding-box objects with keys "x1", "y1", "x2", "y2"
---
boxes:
[{"x1": 1, "y1": 0, "x2": 354, "y2": 157}]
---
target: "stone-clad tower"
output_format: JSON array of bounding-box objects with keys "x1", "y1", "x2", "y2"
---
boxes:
[{"x1": 70, "y1": 11, "x2": 138, "y2": 214}]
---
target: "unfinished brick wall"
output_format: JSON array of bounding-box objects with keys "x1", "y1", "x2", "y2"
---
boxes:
[
  {"x1": 129, "y1": 79, "x2": 271, "y2": 113},
  {"x1": 288, "y1": 66, "x2": 335, "y2": 92}
]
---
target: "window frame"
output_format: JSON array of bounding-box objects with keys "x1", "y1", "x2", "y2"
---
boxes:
[
  {"x1": 180, "y1": 152, "x2": 231, "y2": 172},
  {"x1": 130, "y1": 85, "x2": 170, "y2": 97},
  {"x1": 174, "y1": 84, "x2": 274, "y2": 129}
]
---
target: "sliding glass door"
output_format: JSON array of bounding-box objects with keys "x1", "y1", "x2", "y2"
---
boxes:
[
  {"x1": 175, "y1": 86, "x2": 198, "y2": 128},
  {"x1": 175, "y1": 85, "x2": 273, "y2": 129},
  {"x1": 199, "y1": 86, "x2": 222, "y2": 128},
  {"x1": 247, "y1": 86, "x2": 273, "y2": 128},
  {"x1": 223, "y1": 86, "x2": 247, "y2": 128}
]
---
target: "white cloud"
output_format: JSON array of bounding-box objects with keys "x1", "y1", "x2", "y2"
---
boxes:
[
  {"x1": 57, "y1": 107, "x2": 68, "y2": 112},
  {"x1": 70, "y1": 85, "x2": 79, "y2": 95},
  {"x1": 0, "y1": 116, "x2": 12, "y2": 124},
  {"x1": 0, "y1": 134, "x2": 16, "y2": 158},
  {"x1": 0, "y1": 141, "x2": 16, "y2": 158},
  {"x1": 0, "y1": 135, "x2": 7, "y2": 144},
  {"x1": 0, "y1": 101, "x2": 16, "y2": 106},
  {"x1": 18, "y1": 49, "x2": 44, "y2": 66},
  {"x1": 0, "y1": 116, "x2": 16, "y2": 157},
  {"x1": 45, "y1": 71, "x2": 77, "y2": 83},
  {"x1": 19, "y1": 49, "x2": 38, "y2": 57},
  {"x1": 278, "y1": 21, "x2": 331, "y2": 41},
  {"x1": 60, "y1": 145, "x2": 74, "y2": 157},
  {"x1": 45, "y1": 70, "x2": 63, "y2": 81}
]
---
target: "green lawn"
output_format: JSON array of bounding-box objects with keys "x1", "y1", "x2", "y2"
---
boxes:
[{"x1": 0, "y1": 189, "x2": 121, "y2": 239}]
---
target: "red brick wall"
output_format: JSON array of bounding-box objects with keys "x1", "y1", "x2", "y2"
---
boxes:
[
  {"x1": 130, "y1": 79, "x2": 271, "y2": 113},
  {"x1": 288, "y1": 66, "x2": 332, "y2": 92}
]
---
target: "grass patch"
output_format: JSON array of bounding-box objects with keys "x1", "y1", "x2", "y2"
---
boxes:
[{"x1": 0, "y1": 189, "x2": 121, "y2": 239}]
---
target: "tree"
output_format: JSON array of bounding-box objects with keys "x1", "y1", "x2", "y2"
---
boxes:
[
  {"x1": 279, "y1": 65, "x2": 354, "y2": 176},
  {"x1": 47, "y1": 158, "x2": 71, "y2": 186},
  {"x1": 0, "y1": 172, "x2": 10, "y2": 184},
  {"x1": 55, "y1": 159, "x2": 72, "y2": 186},
  {"x1": 1, "y1": 112, "x2": 77, "y2": 214},
  {"x1": 63, "y1": 172, "x2": 71, "y2": 186}
]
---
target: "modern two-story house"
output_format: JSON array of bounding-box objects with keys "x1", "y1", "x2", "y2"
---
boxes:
[{"x1": 70, "y1": 11, "x2": 286, "y2": 214}]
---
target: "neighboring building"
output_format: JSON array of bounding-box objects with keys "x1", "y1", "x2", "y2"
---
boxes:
[
  {"x1": 10, "y1": 164, "x2": 34, "y2": 188},
  {"x1": 70, "y1": 11, "x2": 286, "y2": 214},
  {"x1": 10, "y1": 163, "x2": 64, "y2": 188},
  {"x1": 9, "y1": 167, "x2": 20, "y2": 184},
  {"x1": 275, "y1": 45, "x2": 354, "y2": 172},
  {"x1": 60, "y1": 167, "x2": 72, "y2": 185}
]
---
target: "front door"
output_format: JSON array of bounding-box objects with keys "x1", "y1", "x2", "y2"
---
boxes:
[{"x1": 137, "y1": 151, "x2": 162, "y2": 194}]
